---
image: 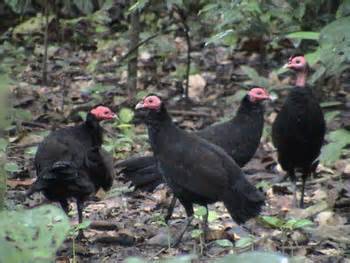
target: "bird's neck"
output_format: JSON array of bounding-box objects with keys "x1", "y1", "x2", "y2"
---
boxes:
[
  {"x1": 84, "y1": 113, "x2": 103, "y2": 146},
  {"x1": 295, "y1": 69, "x2": 308, "y2": 87},
  {"x1": 145, "y1": 108, "x2": 173, "y2": 153},
  {"x1": 235, "y1": 96, "x2": 263, "y2": 119}
]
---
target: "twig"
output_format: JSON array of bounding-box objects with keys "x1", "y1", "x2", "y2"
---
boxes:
[
  {"x1": 117, "y1": 27, "x2": 177, "y2": 67},
  {"x1": 42, "y1": 0, "x2": 49, "y2": 85},
  {"x1": 150, "y1": 247, "x2": 167, "y2": 259}
]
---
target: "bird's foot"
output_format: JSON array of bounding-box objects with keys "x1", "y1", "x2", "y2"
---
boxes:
[{"x1": 170, "y1": 216, "x2": 193, "y2": 247}]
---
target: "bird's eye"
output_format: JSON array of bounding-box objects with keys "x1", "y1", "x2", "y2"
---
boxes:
[
  {"x1": 104, "y1": 111, "x2": 109, "y2": 114},
  {"x1": 295, "y1": 59, "x2": 300, "y2": 64},
  {"x1": 148, "y1": 99, "x2": 153, "y2": 103}
]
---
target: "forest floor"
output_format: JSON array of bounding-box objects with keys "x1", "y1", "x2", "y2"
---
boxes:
[{"x1": 4, "y1": 31, "x2": 350, "y2": 262}]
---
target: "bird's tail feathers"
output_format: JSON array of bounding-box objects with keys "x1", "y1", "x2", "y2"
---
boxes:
[
  {"x1": 223, "y1": 177, "x2": 265, "y2": 224},
  {"x1": 117, "y1": 156, "x2": 162, "y2": 192}
]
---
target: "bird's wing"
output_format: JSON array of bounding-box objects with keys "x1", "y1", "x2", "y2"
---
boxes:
[
  {"x1": 158, "y1": 135, "x2": 237, "y2": 201},
  {"x1": 35, "y1": 134, "x2": 86, "y2": 174}
]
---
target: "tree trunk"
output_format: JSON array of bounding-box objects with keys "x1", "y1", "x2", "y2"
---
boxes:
[
  {"x1": 127, "y1": 10, "x2": 140, "y2": 99},
  {"x1": 0, "y1": 154, "x2": 6, "y2": 210}
]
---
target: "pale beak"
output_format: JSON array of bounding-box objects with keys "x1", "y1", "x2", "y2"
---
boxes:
[
  {"x1": 135, "y1": 102, "x2": 144, "y2": 110},
  {"x1": 282, "y1": 63, "x2": 290, "y2": 69},
  {"x1": 113, "y1": 113, "x2": 118, "y2": 119}
]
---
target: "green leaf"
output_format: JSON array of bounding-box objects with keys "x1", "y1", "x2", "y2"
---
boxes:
[
  {"x1": 286, "y1": 31, "x2": 320, "y2": 40},
  {"x1": 0, "y1": 205, "x2": 69, "y2": 262},
  {"x1": 4, "y1": 162, "x2": 20, "y2": 173},
  {"x1": 292, "y1": 219, "x2": 313, "y2": 229},
  {"x1": 194, "y1": 206, "x2": 207, "y2": 217},
  {"x1": 118, "y1": 108, "x2": 134, "y2": 124},
  {"x1": 240, "y1": 66, "x2": 270, "y2": 88},
  {"x1": 260, "y1": 216, "x2": 285, "y2": 228},
  {"x1": 328, "y1": 129, "x2": 350, "y2": 144},
  {"x1": 320, "y1": 101, "x2": 343, "y2": 108},
  {"x1": 235, "y1": 236, "x2": 253, "y2": 248},
  {"x1": 74, "y1": 0, "x2": 95, "y2": 14},
  {"x1": 205, "y1": 29, "x2": 235, "y2": 46},
  {"x1": 305, "y1": 48, "x2": 320, "y2": 66},
  {"x1": 324, "y1": 111, "x2": 340, "y2": 123},
  {"x1": 207, "y1": 210, "x2": 219, "y2": 222},
  {"x1": 336, "y1": 0, "x2": 350, "y2": 18},
  {"x1": 25, "y1": 146, "x2": 37, "y2": 156},
  {"x1": 215, "y1": 239, "x2": 233, "y2": 247},
  {"x1": 129, "y1": 0, "x2": 149, "y2": 12},
  {"x1": 0, "y1": 138, "x2": 8, "y2": 152},
  {"x1": 319, "y1": 16, "x2": 350, "y2": 76},
  {"x1": 191, "y1": 229, "x2": 203, "y2": 239},
  {"x1": 320, "y1": 141, "x2": 347, "y2": 166},
  {"x1": 136, "y1": 91, "x2": 148, "y2": 100}
]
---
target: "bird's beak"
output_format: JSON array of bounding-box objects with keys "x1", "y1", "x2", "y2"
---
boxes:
[
  {"x1": 135, "y1": 102, "x2": 144, "y2": 110},
  {"x1": 113, "y1": 113, "x2": 118, "y2": 120},
  {"x1": 282, "y1": 63, "x2": 291, "y2": 69}
]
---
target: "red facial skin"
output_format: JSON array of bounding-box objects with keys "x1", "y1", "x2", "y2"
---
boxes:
[
  {"x1": 248, "y1": 87, "x2": 271, "y2": 103},
  {"x1": 284, "y1": 55, "x2": 308, "y2": 87},
  {"x1": 90, "y1": 106, "x2": 116, "y2": 121},
  {"x1": 285, "y1": 56, "x2": 307, "y2": 71},
  {"x1": 135, "y1": 95, "x2": 162, "y2": 110}
]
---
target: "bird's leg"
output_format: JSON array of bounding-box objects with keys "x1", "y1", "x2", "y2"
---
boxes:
[
  {"x1": 59, "y1": 199, "x2": 70, "y2": 215},
  {"x1": 171, "y1": 216, "x2": 194, "y2": 247},
  {"x1": 300, "y1": 173, "x2": 308, "y2": 208},
  {"x1": 289, "y1": 170, "x2": 298, "y2": 207},
  {"x1": 202, "y1": 205, "x2": 209, "y2": 242},
  {"x1": 171, "y1": 202, "x2": 193, "y2": 247},
  {"x1": 76, "y1": 199, "x2": 85, "y2": 240},
  {"x1": 165, "y1": 196, "x2": 177, "y2": 223}
]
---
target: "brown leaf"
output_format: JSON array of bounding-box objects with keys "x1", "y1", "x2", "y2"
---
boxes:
[{"x1": 7, "y1": 178, "x2": 35, "y2": 189}]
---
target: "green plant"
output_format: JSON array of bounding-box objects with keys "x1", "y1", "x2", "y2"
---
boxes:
[
  {"x1": 0, "y1": 205, "x2": 70, "y2": 262},
  {"x1": 320, "y1": 129, "x2": 350, "y2": 166},
  {"x1": 260, "y1": 215, "x2": 313, "y2": 231}
]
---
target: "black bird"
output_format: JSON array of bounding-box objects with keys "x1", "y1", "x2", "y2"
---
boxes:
[
  {"x1": 27, "y1": 106, "x2": 116, "y2": 227},
  {"x1": 118, "y1": 87, "x2": 270, "y2": 191},
  {"x1": 272, "y1": 55, "x2": 326, "y2": 208},
  {"x1": 135, "y1": 95, "x2": 265, "y2": 245}
]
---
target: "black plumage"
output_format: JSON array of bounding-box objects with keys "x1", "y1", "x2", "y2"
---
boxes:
[
  {"x1": 27, "y1": 106, "x2": 115, "y2": 225},
  {"x1": 272, "y1": 55, "x2": 326, "y2": 207},
  {"x1": 135, "y1": 95, "x2": 265, "y2": 245},
  {"x1": 117, "y1": 88, "x2": 270, "y2": 191}
]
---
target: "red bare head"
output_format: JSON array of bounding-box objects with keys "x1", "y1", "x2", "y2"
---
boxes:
[
  {"x1": 248, "y1": 87, "x2": 270, "y2": 102},
  {"x1": 90, "y1": 106, "x2": 116, "y2": 121},
  {"x1": 284, "y1": 55, "x2": 308, "y2": 71},
  {"x1": 135, "y1": 95, "x2": 162, "y2": 111}
]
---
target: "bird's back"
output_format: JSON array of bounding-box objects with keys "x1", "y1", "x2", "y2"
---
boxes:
[
  {"x1": 197, "y1": 98, "x2": 264, "y2": 166},
  {"x1": 153, "y1": 125, "x2": 264, "y2": 223}
]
